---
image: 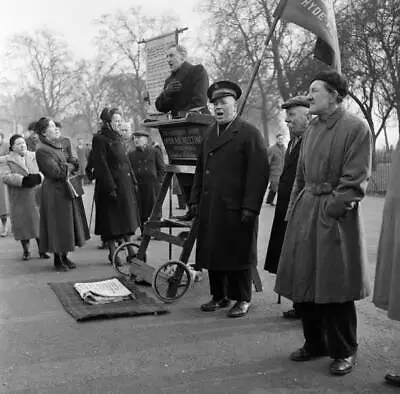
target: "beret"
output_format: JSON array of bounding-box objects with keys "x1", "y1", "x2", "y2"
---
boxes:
[
  {"x1": 281, "y1": 95, "x2": 310, "y2": 109},
  {"x1": 311, "y1": 70, "x2": 348, "y2": 98},
  {"x1": 207, "y1": 80, "x2": 242, "y2": 103}
]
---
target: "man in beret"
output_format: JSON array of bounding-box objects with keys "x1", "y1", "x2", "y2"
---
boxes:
[
  {"x1": 155, "y1": 44, "x2": 209, "y2": 118},
  {"x1": 189, "y1": 80, "x2": 269, "y2": 318},
  {"x1": 264, "y1": 96, "x2": 310, "y2": 319},
  {"x1": 274, "y1": 70, "x2": 372, "y2": 376},
  {"x1": 128, "y1": 130, "x2": 165, "y2": 234}
]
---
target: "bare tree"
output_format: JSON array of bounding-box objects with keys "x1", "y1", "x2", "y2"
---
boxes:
[
  {"x1": 8, "y1": 29, "x2": 77, "y2": 118},
  {"x1": 73, "y1": 58, "x2": 115, "y2": 134},
  {"x1": 199, "y1": 0, "x2": 324, "y2": 143},
  {"x1": 336, "y1": 0, "x2": 399, "y2": 166},
  {"x1": 95, "y1": 7, "x2": 179, "y2": 122}
]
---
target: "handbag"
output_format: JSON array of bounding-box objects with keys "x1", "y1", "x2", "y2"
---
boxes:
[{"x1": 66, "y1": 175, "x2": 84, "y2": 199}]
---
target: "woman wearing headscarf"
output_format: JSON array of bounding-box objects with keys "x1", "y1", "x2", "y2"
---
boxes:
[
  {"x1": 2, "y1": 134, "x2": 48, "y2": 260},
  {"x1": 91, "y1": 108, "x2": 140, "y2": 262},
  {"x1": 35, "y1": 117, "x2": 90, "y2": 271}
]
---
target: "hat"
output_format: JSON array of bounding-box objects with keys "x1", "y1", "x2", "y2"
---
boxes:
[
  {"x1": 133, "y1": 130, "x2": 150, "y2": 137},
  {"x1": 281, "y1": 95, "x2": 310, "y2": 110},
  {"x1": 207, "y1": 80, "x2": 242, "y2": 103},
  {"x1": 311, "y1": 70, "x2": 348, "y2": 98}
]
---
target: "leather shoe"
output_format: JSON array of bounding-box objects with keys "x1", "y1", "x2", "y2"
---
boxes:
[
  {"x1": 385, "y1": 373, "x2": 400, "y2": 387},
  {"x1": 201, "y1": 297, "x2": 231, "y2": 312},
  {"x1": 283, "y1": 308, "x2": 300, "y2": 319},
  {"x1": 227, "y1": 301, "x2": 250, "y2": 318},
  {"x1": 290, "y1": 347, "x2": 327, "y2": 361},
  {"x1": 330, "y1": 354, "x2": 357, "y2": 375}
]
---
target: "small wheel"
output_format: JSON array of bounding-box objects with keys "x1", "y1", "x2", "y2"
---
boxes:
[
  {"x1": 152, "y1": 261, "x2": 192, "y2": 303},
  {"x1": 112, "y1": 241, "x2": 144, "y2": 278}
]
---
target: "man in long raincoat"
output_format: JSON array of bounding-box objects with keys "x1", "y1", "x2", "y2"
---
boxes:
[{"x1": 274, "y1": 70, "x2": 372, "y2": 376}]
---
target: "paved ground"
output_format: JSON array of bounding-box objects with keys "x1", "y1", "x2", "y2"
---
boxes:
[{"x1": 0, "y1": 185, "x2": 399, "y2": 393}]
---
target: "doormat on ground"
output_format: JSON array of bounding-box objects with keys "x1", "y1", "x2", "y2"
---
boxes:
[{"x1": 48, "y1": 277, "x2": 169, "y2": 322}]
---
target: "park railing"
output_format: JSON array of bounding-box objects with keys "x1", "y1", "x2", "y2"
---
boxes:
[{"x1": 367, "y1": 150, "x2": 393, "y2": 195}]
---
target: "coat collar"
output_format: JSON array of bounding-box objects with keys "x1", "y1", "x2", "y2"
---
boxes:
[
  {"x1": 206, "y1": 117, "x2": 241, "y2": 153},
  {"x1": 318, "y1": 106, "x2": 344, "y2": 129},
  {"x1": 38, "y1": 135, "x2": 63, "y2": 150},
  {"x1": 7, "y1": 151, "x2": 29, "y2": 173},
  {"x1": 170, "y1": 61, "x2": 191, "y2": 80}
]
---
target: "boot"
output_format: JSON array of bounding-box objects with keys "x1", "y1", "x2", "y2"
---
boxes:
[
  {"x1": 21, "y1": 240, "x2": 31, "y2": 261},
  {"x1": 36, "y1": 238, "x2": 49, "y2": 259},
  {"x1": 61, "y1": 252, "x2": 76, "y2": 269},
  {"x1": 54, "y1": 253, "x2": 68, "y2": 272},
  {"x1": 107, "y1": 240, "x2": 121, "y2": 266}
]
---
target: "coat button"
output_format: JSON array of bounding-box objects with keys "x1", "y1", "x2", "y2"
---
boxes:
[
  {"x1": 209, "y1": 152, "x2": 213, "y2": 157},
  {"x1": 205, "y1": 170, "x2": 210, "y2": 175}
]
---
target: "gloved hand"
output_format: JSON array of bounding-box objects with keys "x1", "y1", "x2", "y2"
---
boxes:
[
  {"x1": 241, "y1": 209, "x2": 258, "y2": 225},
  {"x1": 22, "y1": 174, "x2": 42, "y2": 188},
  {"x1": 165, "y1": 80, "x2": 182, "y2": 95},
  {"x1": 109, "y1": 190, "x2": 118, "y2": 201},
  {"x1": 189, "y1": 204, "x2": 199, "y2": 217}
]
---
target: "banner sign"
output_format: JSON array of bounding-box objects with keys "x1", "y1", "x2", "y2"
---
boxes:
[{"x1": 144, "y1": 32, "x2": 176, "y2": 114}]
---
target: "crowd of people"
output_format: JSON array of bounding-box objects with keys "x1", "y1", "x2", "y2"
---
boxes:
[{"x1": 0, "y1": 42, "x2": 399, "y2": 385}]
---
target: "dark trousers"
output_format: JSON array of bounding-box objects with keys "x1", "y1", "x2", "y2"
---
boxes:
[
  {"x1": 208, "y1": 269, "x2": 252, "y2": 302},
  {"x1": 296, "y1": 301, "x2": 358, "y2": 359},
  {"x1": 266, "y1": 190, "x2": 276, "y2": 204}
]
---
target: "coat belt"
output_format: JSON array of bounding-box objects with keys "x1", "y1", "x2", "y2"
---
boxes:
[{"x1": 305, "y1": 182, "x2": 333, "y2": 196}]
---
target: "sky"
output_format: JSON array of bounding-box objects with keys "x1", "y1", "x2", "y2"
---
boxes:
[
  {"x1": 0, "y1": 0, "x2": 397, "y2": 147},
  {"x1": 0, "y1": 0, "x2": 204, "y2": 60}
]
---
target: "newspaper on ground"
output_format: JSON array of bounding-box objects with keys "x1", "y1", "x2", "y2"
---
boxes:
[{"x1": 73, "y1": 278, "x2": 134, "y2": 305}]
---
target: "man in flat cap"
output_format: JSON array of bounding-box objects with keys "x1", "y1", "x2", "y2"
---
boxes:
[
  {"x1": 155, "y1": 44, "x2": 209, "y2": 118},
  {"x1": 128, "y1": 130, "x2": 165, "y2": 234},
  {"x1": 274, "y1": 70, "x2": 372, "y2": 376},
  {"x1": 189, "y1": 80, "x2": 269, "y2": 318},
  {"x1": 264, "y1": 96, "x2": 310, "y2": 319}
]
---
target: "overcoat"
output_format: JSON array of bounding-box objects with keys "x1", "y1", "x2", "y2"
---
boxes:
[
  {"x1": 76, "y1": 145, "x2": 90, "y2": 177},
  {"x1": 36, "y1": 137, "x2": 89, "y2": 253},
  {"x1": 155, "y1": 61, "x2": 209, "y2": 116},
  {"x1": 91, "y1": 128, "x2": 140, "y2": 240},
  {"x1": 0, "y1": 143, "x2": 9, "y2": 216},
  {"x1": 190, "y1": 118, "x2": 269, "y2": 271},
  {"x1": 264, "y1": 136, "x2": 302, "y2": 274},
  {"x1": 2, "y1": 151, "x2": 42, "y2": 240},
  {"x1": 267, "y1": 143, "x2": 286, "y2": 192},
  {"x1": 128, "y1": 146, "x2": 165, "y2": 222},
  {"x1": 373, "y1": 143, "x2": 400, "y2": 321},
  {"x1": 274, "y1": 107, "x2": 372, "y2": 303}
]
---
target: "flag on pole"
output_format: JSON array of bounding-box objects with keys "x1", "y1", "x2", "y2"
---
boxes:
[{"x1": 274, "y1": 0, "x2": 341, "y2": 72}]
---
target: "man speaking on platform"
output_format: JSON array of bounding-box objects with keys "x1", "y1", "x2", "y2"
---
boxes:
[{"x1": 155, "y1": 44, "x2": 209, "y2": 117}]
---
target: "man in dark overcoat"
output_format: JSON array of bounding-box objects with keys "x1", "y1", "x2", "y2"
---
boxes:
[
  {"x1": 265, "y1": 134, "x2": 286, "y2": 206},
  {"x1": 190, "y1": 80, "x2": 269, "y2": 318},
  {"x1": 264, "y1": 96, "x2": 310, "y2": 319},
  {"x1": 128, "y1": 130, "x2": 165, "y2": 230},
  {"x1": 155, "y1": 44, "x2": 209, "y2": 118}
]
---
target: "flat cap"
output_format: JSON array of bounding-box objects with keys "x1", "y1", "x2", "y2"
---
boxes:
[
  {"x1": 133, "y1": 130, "x2": 150, "y2": 137},
  {"x1": 207, "y1": 80, "x2": 242, "y2": 103},
  {"x1": 311, "y1": 70, "x2": 348, "y2": 98},
  {"x1": 281, "y1": 95, "x2": 310, "y2": 109}
]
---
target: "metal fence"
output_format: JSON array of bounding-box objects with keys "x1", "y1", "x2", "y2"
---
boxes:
[{"x1": 367, "y1": 150, "x2": 393, "y2": 195}]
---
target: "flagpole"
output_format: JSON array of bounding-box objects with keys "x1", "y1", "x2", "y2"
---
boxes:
[{"x1": 237, "y1": 0, "x2": 289, "y2": 116}]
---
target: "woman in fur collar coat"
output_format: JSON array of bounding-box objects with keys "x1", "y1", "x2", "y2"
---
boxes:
[{"x1": 2, "y1": 134, "x2": 48, "y2": 260}]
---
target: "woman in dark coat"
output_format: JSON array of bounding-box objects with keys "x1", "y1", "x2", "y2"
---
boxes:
[
  {"x1": 35, "y1": 117, "x2": 90, "y2": 271},
  {"x1": 91, "y1": 108, "x2": 140, "y2": 261}
]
